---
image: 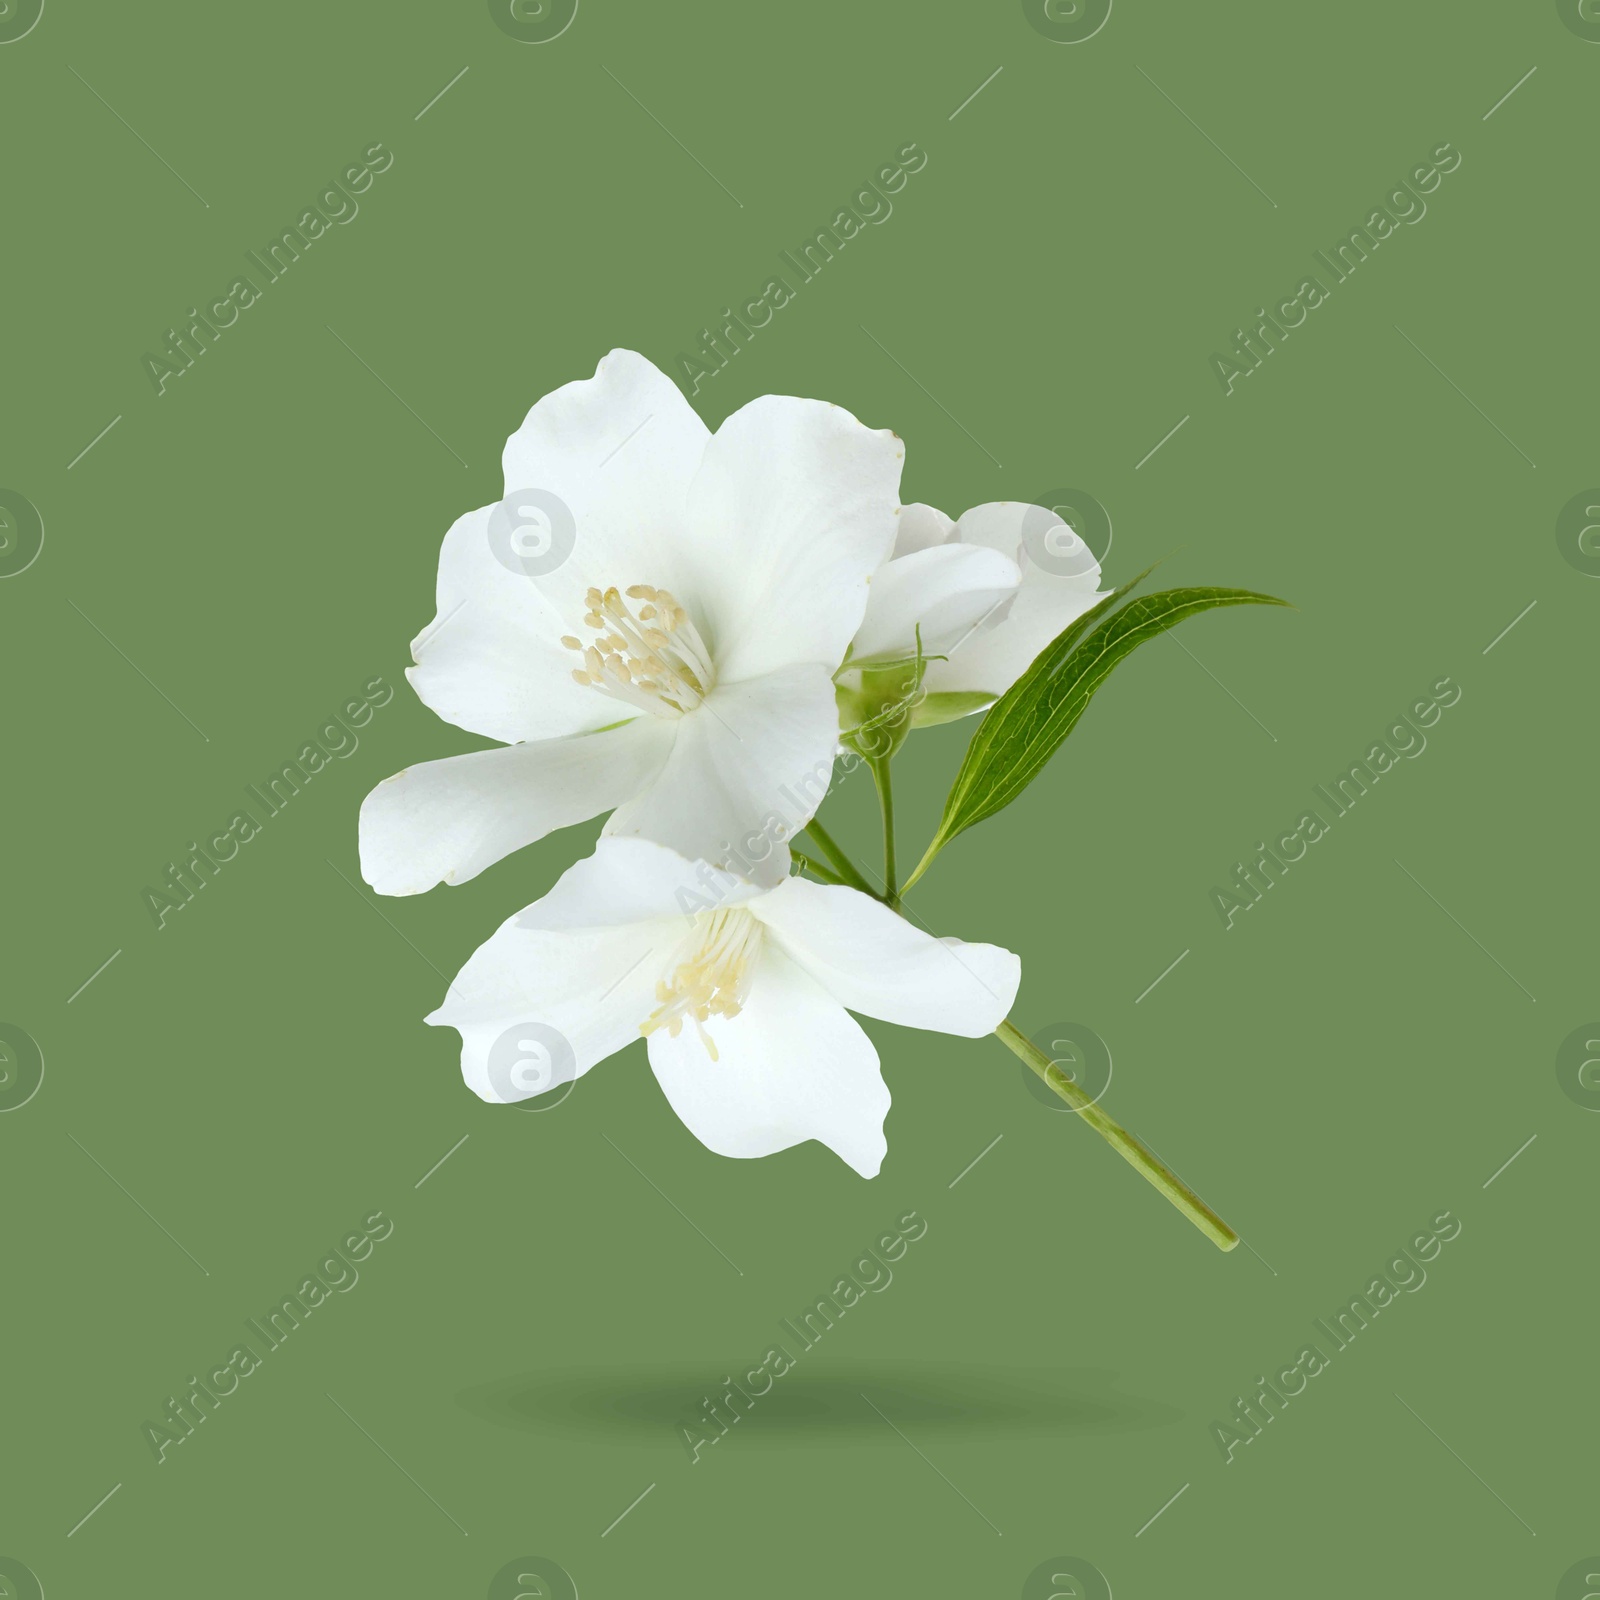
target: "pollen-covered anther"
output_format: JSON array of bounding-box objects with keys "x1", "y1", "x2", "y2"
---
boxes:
[
  {"x1": 640, "y1": 908, "x2": 762, "y2": 1061},
  {"x1": 563, "y1": 581, "x2": 715, "y2": 717}
]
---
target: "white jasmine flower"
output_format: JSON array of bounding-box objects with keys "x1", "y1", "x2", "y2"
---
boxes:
[
  {"x1": 360, "y1": 350, "x2": 904, "y2": 895},
  {"x1": 430, "y1": 839, "x2": 1021, "y2": 1177},
  {"x1": 851, "y1": 501, "x2": 1106, "y2": 720}
]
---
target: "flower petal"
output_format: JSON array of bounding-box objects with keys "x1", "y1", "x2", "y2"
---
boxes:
[
  {"x1": 500, "y1": 348, "x2": 713, "y2": 622},
  {"x1": 604, "y1": 663, "x2": 838, "y2": 886},
  {"x1": 892, "y1": 501, "x2": 956, "y2": 559},
  {"x1": 753, "y1": 878, "x2": 1019, "y2": 1035},
  {"x1": 954, "y1": 500, "x2": 1100, "y2": 583},
  {"x1": 429, "y1": 910, "x2": 671, "y2": 1104},
  {"x1": 410, "y1": 351, "x2": 711, "y2": 744},
  {"x1": 646, "y1": 944, "x2": 890, "y2": 1177},
  {"x1": 408, "y1": 504, "x2": 611, "y2": 745},
  {"x1": 359, "y1": 718, "x2": 675, "y2": 896},
  {"x1": 516, "y1": 837, "x2": 762, "y2": 932},
  {"x1": 923, "y1": 501, "x2": 1106, "y2": 701},
  {"x1": 679, "y1": 395, "x2": 904, "y2": 683},
  {"x1": 926, "y1": 579, "x2": 1104, "y2": 700},
  {"x1": 851, "y1": 543, "x2": 1020, "y2": 664}
]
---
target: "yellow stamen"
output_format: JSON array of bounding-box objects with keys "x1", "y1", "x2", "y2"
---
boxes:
[
  {"x1": 640, "y1": 908, "x2": 762, "y2": 1059},
  {"x1": 563, "y1": 581, "x2": 716, "y2": 719}
]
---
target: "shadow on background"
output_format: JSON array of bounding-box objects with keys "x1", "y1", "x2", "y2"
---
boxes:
[{"x1": 457, "y1": 1363, "x2": 1180, "y2": 1447}]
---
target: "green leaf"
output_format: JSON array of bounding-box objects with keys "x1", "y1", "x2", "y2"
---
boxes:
[{"x1": 903, "y1": 575, "x2": 1291, "y2": 889}]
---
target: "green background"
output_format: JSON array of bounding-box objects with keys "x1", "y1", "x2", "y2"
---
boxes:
[{"x1": 3, "y1": 1, "x2": 1593, "y2": 1594}]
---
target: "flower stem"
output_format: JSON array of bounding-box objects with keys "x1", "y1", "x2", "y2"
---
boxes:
[
  {"x1": 869, "y1": 757, "x2": 898, "y2": 908},
  {"x1": 994, "y1": 1019, "x2": 1238, "y2": 1252},
  {"x1": 791, "y1": 849, "x2": 846, "y2": 887},
  {"x1": 802, "y1": 819, "x2": 877, "y2": 898}
]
